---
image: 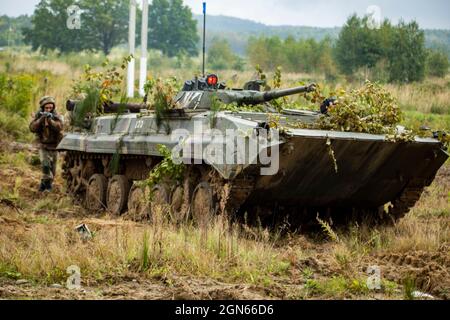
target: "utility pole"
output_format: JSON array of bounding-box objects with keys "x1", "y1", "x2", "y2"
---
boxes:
[
  {"x1": 139, "y1": 0, "x2": 149, "y2": 97},
  {"x1": 127, "y1": 0, "x2": 137, "y2": 98}
]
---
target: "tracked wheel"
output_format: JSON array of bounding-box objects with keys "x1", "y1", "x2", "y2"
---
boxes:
[
  {"x1": 191, "y1": 182, "x2": 216, "y2": 226},
  {"x1": 170, "y1": 176, "x2": 194, "y2": 224},
  {"x1": 128, "y1": 184, "x2": 150, "y2": 221},
  {"x1": 107, "y1": 175, "x2": 131, "y2": 215},
  {"x1": 68, "y1": 159, "x2": 83, "y2": 193},
  {"x1": 150, "y1": 184, "x2": 170, "y2": 223},
  {"x1": 86, "y1": 174, "x2": 108, "y2": 211},
  {"x1": 170, "y1": 185, "x2": 185, "y2": 223}
]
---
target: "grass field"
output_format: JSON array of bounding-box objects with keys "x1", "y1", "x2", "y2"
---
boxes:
[{"x1": 0, "y1": 49, "x2": 448, "y2": 300}]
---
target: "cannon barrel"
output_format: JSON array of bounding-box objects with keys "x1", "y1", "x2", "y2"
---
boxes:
[
  {"x1": 218, "y1": 84, "x2": 316, "y2": 105},
  {"x1": 105, "y1": 103, "x2": 146, "y2": 113},
  {"x1": 263, "y1": 84, "x2": 316, "y2": 101}
]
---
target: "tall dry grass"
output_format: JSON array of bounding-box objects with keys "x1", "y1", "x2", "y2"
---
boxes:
[
  {"x1": 385, "y1": 78, "x2": 450, "y2": 115},
  {"x1": 0, "y1": 205, "x2": 291, "y2": 286}
]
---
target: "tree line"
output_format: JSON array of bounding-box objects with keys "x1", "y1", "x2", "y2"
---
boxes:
[
  {"x1": 245, "y1": 15, "x2": 449, "y2": 83},
  {"x1": 245, "y1": 36, "x2": 336, "y2": 78},
  {"x1": 2, "y1": 1, "x2": 449, "y2": 82},
  {"x1": 0, "y1": 15, "x2": 31, "y2": 47}
]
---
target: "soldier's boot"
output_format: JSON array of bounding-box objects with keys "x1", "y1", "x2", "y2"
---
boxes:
[
  {"x1": 39, "y1": 180, "x2": 47, "y2": 192},
  {"x1": 41, "y1": 161, "x2": 53, "y2": 192},
  {"x1": 45, "y1": 179, "x2": 53, "y2": 192}
]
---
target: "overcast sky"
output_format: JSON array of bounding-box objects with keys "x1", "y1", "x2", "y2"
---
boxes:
[{"x1": 1, "y1": 0, "x2": 449, "y2": 29}]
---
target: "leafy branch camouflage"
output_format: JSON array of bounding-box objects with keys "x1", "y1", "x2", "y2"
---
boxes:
[{"x1": 70, "y1": 55, "x2": 132, "y2": 127}]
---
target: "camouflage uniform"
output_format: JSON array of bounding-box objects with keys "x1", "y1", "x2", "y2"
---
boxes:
[{"x1": 29, "y1": 96, "x2": 64, "y2": 191}]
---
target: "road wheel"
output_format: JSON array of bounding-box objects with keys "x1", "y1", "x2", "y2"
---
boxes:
[
  {"x1": 68, "y1": 159, "x2": 83, "y2": 194},
  {"x1": 86, "y1": 174, "x2": 108, "y2": 211},
  {"x1": 128, "y1": 184, "x2": 150, "y2": 221},
  {"x1": 170, "y1": 185, "x2": 184, "y2": 222},
  {"x1": 191, "y1": 182, "x2": 216, "y2": 226},
  {"x1": 107, "y1": 175, "x2": 130, "y2": 215},
  {"x1": 150, "y1": 184, "x2": 170, "y2": 223},
  {"x1": 170, "y1": 176, "x2": 195, "y2": 224}
]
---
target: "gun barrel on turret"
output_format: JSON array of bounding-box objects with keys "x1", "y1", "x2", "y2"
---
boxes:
[
  {"x1": 263, "y1": 84, "x2": 316, "y2": 101},
  {"x1": 219, "y1": 84, "x2": 316, "y2": 106}
]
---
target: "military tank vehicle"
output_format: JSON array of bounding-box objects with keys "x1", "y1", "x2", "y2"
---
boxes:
[{"x1": 58, "y1": 74, "x2": 448, "y2": 227}]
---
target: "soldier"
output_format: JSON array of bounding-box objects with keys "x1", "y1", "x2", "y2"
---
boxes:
[
  {"x1": 29, "y1": 96, "x2": 64, "y2": 192},
  {"x1": 320, "y1": 97, "x2": 337, "y2": 114}
]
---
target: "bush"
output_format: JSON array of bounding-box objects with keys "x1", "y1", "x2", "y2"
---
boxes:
[
  {"x1": 0, "y1": 109, "x2": 33, "y2": 141},
  {"x1": 426, "y1": 50, "x2": 449, "y2": 78},
  {"x1": 0, "y1": 73, "x2": 35, "y2": 118},
  {"x1": 430, "y1": 103, "x2": 447, "y2": 115}
]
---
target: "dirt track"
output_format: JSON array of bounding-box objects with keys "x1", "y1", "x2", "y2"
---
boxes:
[{"x1": 0, "y1": 276, "x2": 271, "y2": 300}]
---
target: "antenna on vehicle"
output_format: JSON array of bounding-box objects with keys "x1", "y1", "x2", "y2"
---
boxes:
[{"x1": 202, "y1": 2, "x2": 206, "y2": 77}]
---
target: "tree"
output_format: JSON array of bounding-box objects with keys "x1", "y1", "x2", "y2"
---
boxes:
[
  {"x1": 426, "y1": 49, "x2": 449, "y2": 77},
  {"x1": 388, "y1": 21, "x2": 426, "y2": 83},
  {"x1": 334, "y1": 15, "x2": 387, "y2": 76},
  {"x1": 148, "y1": 0, "x2": 199, "y2": 57},
  {"x1": 246, "y1": 35, "x2": 337, "y2": 75},
  {"x1": 78, "y1": 0, "x2": 129, "y2": 55},
  {"x1": 23, "y1": 0, "x2": 130, "y2": 54},
  {"x1": 207, "y1": 38, "x2": 240, "y2": 70},
  {"x1": 247, "y1": 36, "x2": 286, "y2": 70},
  {"x1": 23, "y1": 0, "x2": 85, "y2": 53},
  {"x1": 0, "y1": 15, "x2": 32, "y2": 47}
]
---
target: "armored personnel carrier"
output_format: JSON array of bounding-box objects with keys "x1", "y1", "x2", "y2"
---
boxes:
[{"x1": 58, "y1": 74, "x2": 448, "y2": 227}]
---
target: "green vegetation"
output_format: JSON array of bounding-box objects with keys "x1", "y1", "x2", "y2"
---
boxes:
[
  {"x1": 388, "y1": 21, "x2": 426, "y2": 83},
  {"x1": 0, "y1": 3, "x2": 448, "y2": 299},
  {"x1": 298, "y1": 81, "x2": 404, "y2": 135},
  {"x1": 144, "y1": 144, "x2": 185, "y2": 193},
  {"x1": 1, "y1": 4, "x2": 448, "y2": 83},
  {"x1": 23, "y1": 0, "x2": 129, "y2": 54},
  {"x1": 0, "y1": 15, "x2": 31, "y2": 47},
  {"x1": 22, "y1": 0, "x2": 198, "y2": 57},
  {"x1": 334, "y1": 16, "x2": 390, "y2": 76},
  {"x1": 148, "y1": 0, "x2": 199, "y2": 57},
  {"x1": 193, "y1": 15, "x2": 450, "y2": 58},
  {"x1": 402, "y1": 111, "x2": 450, "y2": 132},
  {"x1": 334, "y1": 16, "x2": 428, "y2": 83},
  {"x1": 427, "y1": 49, "x2": 450, "y2": 78},
  {"x1": 244, "y1": 15, "x2": 448, "y2": 84},
  {"x1": 0, "y1": 73, "x2": 37, "y2": 141},
  {"x1": 207, "y1": 38, "x2": 244, "y2": 71},
  {"x1": 247, "y1": 36, "x2": 335, "y2": 77},
  {"x1": 143, "y1": 76, "x2": 180, "y2": 130},
  {"x1": 403, "y1": 277, "x2": 417, "y2": 300},
  {"x1": 70, "y1": 55, "x2": 132, "y2": 127},
  {"x1": 0, "y1": 73, "x2": 35, "y2": 117}
]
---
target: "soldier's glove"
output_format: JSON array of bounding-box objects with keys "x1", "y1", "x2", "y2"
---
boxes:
[{"x1": 42, "y1": 112, "x2": 54, "y2": 119}]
